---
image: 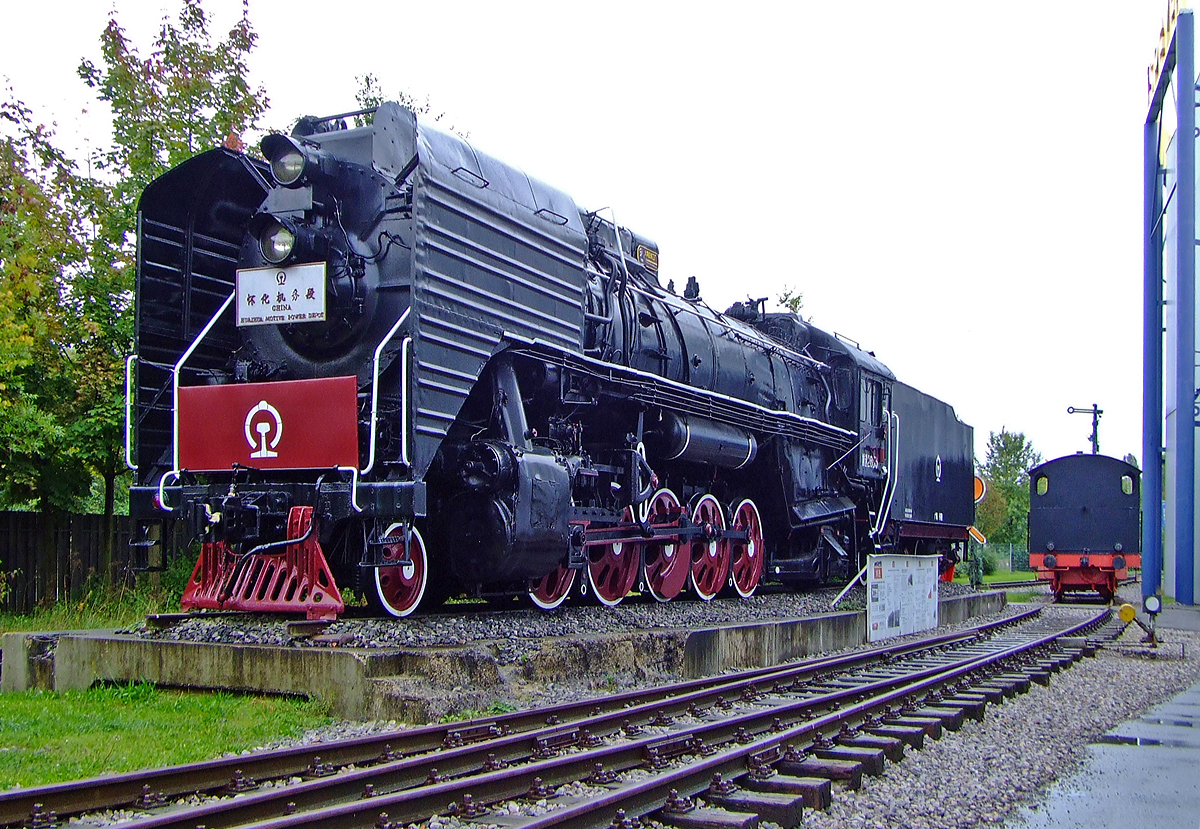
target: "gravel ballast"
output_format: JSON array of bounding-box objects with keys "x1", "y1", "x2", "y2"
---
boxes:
[
  {"x1": 802, "y1": 595, "x2": 1200, "y2": 829},
  {"x1": 131, "y1": 581, "x2": 981, "y2": 657}
]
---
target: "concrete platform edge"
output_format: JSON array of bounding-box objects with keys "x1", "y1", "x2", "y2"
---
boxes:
[{"x1": 1, "y1": 591, "x2": 1005, "y2": 721}]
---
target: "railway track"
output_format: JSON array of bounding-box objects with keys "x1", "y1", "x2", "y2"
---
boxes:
[
  {"x1": 8, "y1": 607, "x2": 1120, "y2": 829},
  {"x1": 984, "y1": 576, "x2": 1140, "y2": 592}
]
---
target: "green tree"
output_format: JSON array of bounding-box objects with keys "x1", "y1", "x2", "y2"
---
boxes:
[
  {"x1": 973, "y1": 482, "x2": 1007, "y2": 542},
  {"x1": 0, "y1": 0, "x2": 271, "y2": 597},
  {"x1": 353, "y1": 73, "x2": 464, "y2": 136},
  {"x1": 0, "y1": 97, "x2": 95, "y2": 600},
  {"x1": 72, "y1": 0, "x2": 268, "y2": 578},
  {"x1": 980, "y1": 428, "x2": 1042, "y2": 547},
  {"x1": 777, "y1": 285, "x2": 804, "y2": 315}
]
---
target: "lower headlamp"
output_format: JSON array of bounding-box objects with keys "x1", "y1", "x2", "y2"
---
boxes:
[{"x1": 260, "y1": 220, "x2": 296, "y2": 264}]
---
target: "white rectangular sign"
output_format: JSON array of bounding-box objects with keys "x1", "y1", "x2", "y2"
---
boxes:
[
  {"x1": 235, "y1": 263, "x2": 327, "y2": 327},
  {"x1": 866, "y1": 554, "x2": 939, "y2": 642}
]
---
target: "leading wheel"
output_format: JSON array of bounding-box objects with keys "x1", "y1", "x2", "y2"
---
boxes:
[
  {"x1": 642, "y1": 489, "x2": 688, "y2": 602},
  {"x1": 587, "y1": 508, "x2": 642, "y2": 607},
  {"x1": 728, "y1": 498, "x2": 764, "y2": 598},
  {"x1": 689, "y1": 494, "x2": 729, "y2": 601},
  {"x1": 369, "y1": 523, "x2": 428, "y2": 618},
  {"x1": 529, "y1": 563, "x2": 577, "y2": 610}
]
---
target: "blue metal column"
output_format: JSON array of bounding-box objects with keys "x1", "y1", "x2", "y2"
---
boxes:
[
  {"x1": 1176, "y1": 10, "x2": 1196, "y2": 605},
  {"x1": 1145, "y1": 113, "x2": 1163, "y2": 601}
]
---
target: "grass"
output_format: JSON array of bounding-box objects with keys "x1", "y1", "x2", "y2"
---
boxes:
[
  {"x1": 952, "y1": 569, "x2": 1038, "y2": 585},
  {"x1": 437, "y1": 700, "x2": 518, "y2": 723},
  {"x1": 1, "y1": 557, "x2": 335, "y2": 790},
  {"x1": 0, "y1": 553, "x2": 197, "y2": 636},
  {"x1": 0, "y1": 682, "x2": 331, "y2": 789},
  {"x1": 1004, "y1": 590, "x2": 1042, "y2": 602}
]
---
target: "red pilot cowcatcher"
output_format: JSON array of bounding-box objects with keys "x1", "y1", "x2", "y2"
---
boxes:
[
  {"x1": 177, "y1": 376, "x2": 358, "y2": 619},
  {"x1": 181, "y1": 506, "x2": 345, "y2": 620}
]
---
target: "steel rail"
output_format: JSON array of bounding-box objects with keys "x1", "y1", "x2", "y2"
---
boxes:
[
  {"x1": 520, "y1": 608, "x2": 1113, "y2": 829},
  {"x1": 77, "y1": 609, "x2": 1104, "y2": 829},
  {"x1": 0, "y1": 609, "x2": 1038, "y2": 827}
]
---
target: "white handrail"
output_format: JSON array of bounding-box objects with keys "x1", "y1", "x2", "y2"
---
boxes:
[
  {"x1": 336, "y1": 465, "x2": 362, "y2": 513},
  {"x1": 124, "y1": 355, "x2": 138, "y2": 471},
  {"x1": 362, "y1": 307, "x2": 411, "y2": 475},
  {"x1": 872, "y1": 411, "x2": 901, "y2": 538},
  {"x1": 159, "y1": 293, "x2": 235, "y2": 512},
  {"x1": 173, "y1": 293, "x2": 235, "y2": 472}
]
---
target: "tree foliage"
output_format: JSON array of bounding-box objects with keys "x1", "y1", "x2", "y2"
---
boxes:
[
  {"x1": 980, "y1": 428, "x2": 1042, "y2": 547},
  {"x1": 777, "y1": 285, "x2": 804, "y2": 315},
  {"x1": 0, "y1": 97, "x2": 92, "y2": 512},
  {"x1": 1, "y1": 1, "x2": 270, "y2": 588},
  {"x1": 354, "y1": 73, "x2": 464, "y2": 136}
]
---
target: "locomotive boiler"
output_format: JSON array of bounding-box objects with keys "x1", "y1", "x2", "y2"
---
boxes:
[{"x1": 126, "y1": 102, "x2": 974, "y2": 619}]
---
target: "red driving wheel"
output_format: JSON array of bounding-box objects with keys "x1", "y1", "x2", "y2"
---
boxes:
[
  {"x1": 642, "y1": 489, "x2": 688, "y2": 602},
  {"x1": 529, "y1": 563, "x2": 576, "y2": 610},
  {"x1": 587, "y1": 508, "x2": 642, "y2": 606},
  {"x1": 689, "y1": 494, "x2": 729, "y2": 601},
  {"x1": 728, "y1": 499, "x2": 764, "y2": 598},
  {"x1": 370, "y1": 523, "x2": 428, "y2": 618}
]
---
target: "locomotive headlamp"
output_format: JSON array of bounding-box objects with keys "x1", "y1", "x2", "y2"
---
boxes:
[
  {"x1": 260, "y1": 220, "x2": 296, "y2": 263},
  {"x1": 261, "y1": 134, "x2": 310, "y2": 187}
]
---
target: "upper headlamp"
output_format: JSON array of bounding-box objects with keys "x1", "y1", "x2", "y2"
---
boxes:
[{"x1": 261, "y1": 134, "x2": 311, "y2": 187}]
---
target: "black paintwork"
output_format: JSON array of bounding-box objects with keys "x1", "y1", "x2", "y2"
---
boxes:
[
  {"x1": 1028, "y1": 454, "x2": 1141, "y2": 555},
  {"x1": 889, "y1": 382, "x2": 975, "y2": 530}
]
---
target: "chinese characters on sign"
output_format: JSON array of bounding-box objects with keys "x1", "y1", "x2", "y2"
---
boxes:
[{"x1": 235, "y1": 263, "x2": 327, "y2": 327}]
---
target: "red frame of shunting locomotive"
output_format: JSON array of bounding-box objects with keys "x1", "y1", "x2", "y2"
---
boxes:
[{"x1": 1028, "y1": 551, "x2": 1140, "y2": 598}]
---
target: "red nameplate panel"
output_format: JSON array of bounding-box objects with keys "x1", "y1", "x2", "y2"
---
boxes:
[{"x1": 178, "y1": 376, "x2": 359, "y2": 471}]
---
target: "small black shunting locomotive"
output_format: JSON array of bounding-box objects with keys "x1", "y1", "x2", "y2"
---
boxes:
[
  {"x1": 1027, "y1": 454, "x2": 1141, "y2": 601},
  {"x1": 126, "y1": 103, "x2": 974, "y2": 619}
]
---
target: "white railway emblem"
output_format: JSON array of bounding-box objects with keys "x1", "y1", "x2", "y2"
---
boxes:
[{"x1": 245, "y1": 400, "x2": 283, "y2": 459}]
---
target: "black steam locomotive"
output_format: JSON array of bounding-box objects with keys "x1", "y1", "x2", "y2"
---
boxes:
[{"x1": 127, "y1": 103, "x2": 974, "y2": 619}]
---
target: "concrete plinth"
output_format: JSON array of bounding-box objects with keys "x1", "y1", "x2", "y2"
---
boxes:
[{"x1": 1, "y1": 591, "x2": 1005, "y2": 721}]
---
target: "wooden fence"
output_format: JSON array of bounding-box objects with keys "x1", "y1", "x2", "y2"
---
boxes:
[{"x1": 0, "y1": 512, "x2": 135, "y2": 613}]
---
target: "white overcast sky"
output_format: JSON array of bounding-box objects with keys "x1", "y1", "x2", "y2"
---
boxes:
[{"x1": 0, "y1": 1, "x2": 1170, "y2": 467}]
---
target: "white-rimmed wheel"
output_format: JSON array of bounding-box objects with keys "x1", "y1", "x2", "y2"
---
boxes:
[
  {"x1": 369, "y1": 523, "x2": 428, "y2": 618},
  {"x1": 641, "y1": 488, "x2": 688, "y2": 602},
  {"x1": 587, "y1": 508, "x2": 642, "y2": 607},
  {"x1": 689, "y1": 494, "x2": 729, "y2": 601},
  {"x1": 529, "y1": 563, "x2": 577, "y2": 610},
  {"x1": 728, "y1": 499, "x2": 764, "y2": 598}
]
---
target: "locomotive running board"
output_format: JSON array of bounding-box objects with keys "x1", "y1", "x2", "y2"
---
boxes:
[
  {"x1": 508, "y1": 341, "x2": 857, "y2": 451},
  {"x1": 180, "y1": 506, "x2": 345, "y2": 620}
]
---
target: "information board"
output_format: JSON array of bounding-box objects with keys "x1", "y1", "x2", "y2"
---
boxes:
[{"x1": 866, "y1": 554, "x2": 939, "y2": 642}]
